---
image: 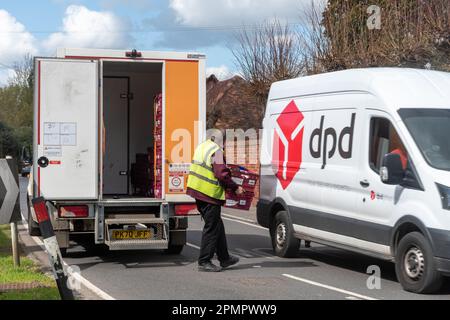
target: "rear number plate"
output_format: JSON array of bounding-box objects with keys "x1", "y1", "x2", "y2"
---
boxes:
[{"x1": 112, "y1": 230, "x2": 152, "y2": 240}]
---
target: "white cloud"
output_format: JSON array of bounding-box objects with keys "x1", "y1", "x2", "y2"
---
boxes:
[
  {"x1": 0, "y1": 10, "x2": 37, "y2": 66},
  {"x1": 169, "y1": 0, "x2": 318, "y2": 27},
  {"x1": 207, "y1": 65, "x2": 235, "y2": 80},
  {"x1": 0, "y1": 68, "x2": 16, "y2": 87},
  {"x1": 43, "y1": 5, "x2": 133, "y2": 53}
]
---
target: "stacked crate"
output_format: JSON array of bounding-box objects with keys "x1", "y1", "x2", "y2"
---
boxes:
[
  {"x1": 153, "y1": 93, "x2": 163, "y2": 198},
  {"x1": 224, "y1": 165, "x2": 259, "y2": 211}
]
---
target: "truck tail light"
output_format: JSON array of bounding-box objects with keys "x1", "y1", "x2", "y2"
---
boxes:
[
  {"x1": 32, "y1": 197, "x2": 50, "y2": 223},
  {"x1": 58, "y1": 206, "x2": 89, "y2": 218},
  {"x1": 175, "y1": 204, "x2": 197, "y2": 216}
]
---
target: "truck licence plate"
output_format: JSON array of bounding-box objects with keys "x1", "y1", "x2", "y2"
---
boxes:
[{"x1": 112, "y1": 230, "x2": 152, "y2": 240}]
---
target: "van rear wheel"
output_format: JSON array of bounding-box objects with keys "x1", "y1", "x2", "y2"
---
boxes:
[
  {"x1": 395, "y1": 232, "x2": 443, "y2": 294},
  {"x1": 271, "y1": 211, "x2": 299, "y2": 258}
]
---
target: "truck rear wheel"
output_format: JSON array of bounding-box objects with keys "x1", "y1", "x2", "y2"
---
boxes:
[
  {"x1": 271, "y1": 211, "x2": 300, "y2": 258},
  {"x1": 395, "y1": 232, "x2": 443, "y2": 294},
  {"x1": 164, "y1": 244, "x2": 184, "y2": 255}
]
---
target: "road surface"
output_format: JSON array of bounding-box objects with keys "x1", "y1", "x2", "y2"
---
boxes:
[{"x1": 19, "y1": 177, "x2": 450, "y2": 300}]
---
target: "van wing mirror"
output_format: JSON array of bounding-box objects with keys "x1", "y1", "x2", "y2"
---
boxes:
[{"x1": 380, "y1": 153, "x2": 404, "y2": 185}]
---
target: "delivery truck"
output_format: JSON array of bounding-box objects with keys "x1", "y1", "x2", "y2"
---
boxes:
[
  {"x1": 258, "y1": 68, "x2": 450, "y2": 293},
  {"x1": 27, "y1": 48, "x2": 206, "y2": 255}
]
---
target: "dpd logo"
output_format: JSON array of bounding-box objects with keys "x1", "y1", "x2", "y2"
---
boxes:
[{"x1": 272, "y1": 100, "x2": 304, "y2": 189}]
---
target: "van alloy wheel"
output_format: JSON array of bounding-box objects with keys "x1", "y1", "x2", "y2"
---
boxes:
[
  {"x1": 404, "y1": 246, "x2": 425, "y2": 280},
  {"x1": 276, "y1": 223, "x2": 287, "y2": 248}
]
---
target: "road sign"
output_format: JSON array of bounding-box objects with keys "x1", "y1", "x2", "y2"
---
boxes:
[{"x1": 0, "y1": 159, "x2": 20, "y2": 225}]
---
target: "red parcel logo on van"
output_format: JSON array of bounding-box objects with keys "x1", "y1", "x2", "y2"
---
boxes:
[{"x1": 272, "y1": 100, "x2": 304, "y2": 189}]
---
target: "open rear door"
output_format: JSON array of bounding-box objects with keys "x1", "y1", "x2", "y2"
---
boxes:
[{"x1": 34, "y1": 59, "x2": 99, "y2": 200}]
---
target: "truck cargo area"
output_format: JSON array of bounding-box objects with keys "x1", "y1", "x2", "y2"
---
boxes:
[{"x1": 102, "y1": 61, "x2": 163, "y2": 199}]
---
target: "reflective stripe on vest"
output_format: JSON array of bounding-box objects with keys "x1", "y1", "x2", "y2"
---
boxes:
[{"x1": 187, "y1": 140, "x2": 225, "y2": 200}]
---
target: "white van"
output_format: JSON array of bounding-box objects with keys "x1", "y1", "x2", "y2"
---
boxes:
[{"x1": 258, "y1": 68, "x2": 450, "y2": 293}]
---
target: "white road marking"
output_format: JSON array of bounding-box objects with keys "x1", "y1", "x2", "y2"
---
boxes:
[
  {"x1": 186, "y1": 242, "x2": 201, "y2": 250},
  {"x1": 222, "y1": 216, "x2": 267, "y2": 230},
  {"x1": 282, "y1": 274, "x2": 378, "y2": 301},
  {"x1": 20, "y1": 219, "x2": 116, "y2": 300},
  {"x1": 222, "y1": 213, "x2": 256, "y2": 224}
]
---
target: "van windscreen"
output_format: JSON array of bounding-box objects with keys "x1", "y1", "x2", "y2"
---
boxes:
[{"x1": 399, "y1": 108, "x2": 450, "y2": 171}]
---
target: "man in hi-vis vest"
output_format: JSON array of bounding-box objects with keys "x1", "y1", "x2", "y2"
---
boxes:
[{"x1": 187, "y1": 131, "x2": 244, "y2": 272}]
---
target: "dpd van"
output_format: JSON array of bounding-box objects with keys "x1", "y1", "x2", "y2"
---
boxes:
[{"x1": 258, "y1": 68, "x2": 450, "y2": 293}]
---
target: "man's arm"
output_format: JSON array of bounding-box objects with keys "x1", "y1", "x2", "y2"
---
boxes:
[{"x1": 211, "y1": 149, "x2": 239, "y2": 192}]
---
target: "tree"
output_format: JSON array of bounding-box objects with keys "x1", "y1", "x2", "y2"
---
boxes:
[
  {"x1": 309, "y1": 0, "x2": 450, "y2": 72},
  {"x1": 0, "y1": 122, "x2": 18, "y2": 158},
  {"x1": 232, "y1": 20, "x2": 307, "y2": 105},
  {"x1": 0, "y1": 55, "x2": 34, "y2": 158}
]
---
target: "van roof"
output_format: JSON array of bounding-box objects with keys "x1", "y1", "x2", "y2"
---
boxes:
[{"x1": 268, "y1": 68, "x2": 450, "y2": 110}]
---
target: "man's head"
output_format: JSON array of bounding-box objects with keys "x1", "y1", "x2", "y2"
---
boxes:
[{"x1": 207, "y1": 128, "x2": 226, "y2": 148}]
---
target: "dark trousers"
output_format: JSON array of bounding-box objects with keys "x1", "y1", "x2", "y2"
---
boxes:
[{"x1": 196, "y1": 200, "x2": 230, "y2": 264}]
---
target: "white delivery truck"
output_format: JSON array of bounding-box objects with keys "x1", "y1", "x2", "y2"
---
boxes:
[
  {"x1": 27, "y1": 48, "x2": 206, "y2": 255},
  {"x1": 258, "y1": 68, "x2": 450, "y2": 293}
]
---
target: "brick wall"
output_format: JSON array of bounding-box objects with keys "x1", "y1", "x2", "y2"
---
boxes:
[{"x1": 224, "y1": 138, "x2": 261, "y2": 206}]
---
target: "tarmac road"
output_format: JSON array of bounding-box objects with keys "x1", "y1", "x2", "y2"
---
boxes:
[{"x1": 19, "y1": 177, "x2": 450, "y2": 300}]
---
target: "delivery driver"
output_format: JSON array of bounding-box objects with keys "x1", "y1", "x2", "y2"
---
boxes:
[{"x1": 187, "y1": 130, "x2": 244, "y2": 272}]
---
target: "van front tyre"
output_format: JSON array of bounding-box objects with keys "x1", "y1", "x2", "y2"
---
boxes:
[
  {"x1": 395, "y1": 232, "x2": 443, "y2": 294},
  {"x1": 271, "y1": 211, "x2": 299, "y2": 258}
]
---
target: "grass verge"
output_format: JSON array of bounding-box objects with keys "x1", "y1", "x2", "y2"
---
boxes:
[{"x1": 0, "y1": 224, "x2": 60, "y2": 300}]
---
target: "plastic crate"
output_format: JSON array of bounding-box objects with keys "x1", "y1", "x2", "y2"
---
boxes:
[
  {"x1": 228, "y1": 164, "x2": 259, "y2": 192},
  {"x1": 224, "y1": 191, "x2": 255, "y2": 211}
]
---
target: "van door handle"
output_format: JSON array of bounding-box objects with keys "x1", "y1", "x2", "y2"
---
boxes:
[{"x1": 360, "y1": 180, "x2": 370, "y2": 188}]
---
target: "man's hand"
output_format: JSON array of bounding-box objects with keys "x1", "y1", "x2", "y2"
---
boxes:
[{"x1": 235, "y1": 186, "x2": 245, "y2": 195}]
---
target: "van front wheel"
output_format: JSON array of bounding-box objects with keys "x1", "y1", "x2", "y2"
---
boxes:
[
  {"x1": 271, "y1": 211, "x2": 299, "y2": 258},
  {"x1": 395, "y1": 232, "x2": 443, "y2": 294}
]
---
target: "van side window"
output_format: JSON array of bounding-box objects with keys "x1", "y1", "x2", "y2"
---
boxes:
[{"x1": 369, "y1": 118, "x2": 408, "y2": 173}]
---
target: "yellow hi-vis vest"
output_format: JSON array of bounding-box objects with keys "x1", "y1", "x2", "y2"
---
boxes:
[{"x1": 187, "y1": 139, "x2": 225, "y2": 200}]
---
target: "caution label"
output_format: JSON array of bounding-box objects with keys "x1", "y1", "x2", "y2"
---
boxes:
[{"x1": 169, "y1": 174, "x2": 185, "y2": 192}]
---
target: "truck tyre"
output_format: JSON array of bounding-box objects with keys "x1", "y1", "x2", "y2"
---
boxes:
[
  {"x1": 164, "y1": 244, "x2": 184, "y2": 255},
  {"x1": 395, "y1": 231, "x2": 443, "y2": 294},
  {"x1": 271, "y1": 211, "x2": 300, "y2": 258},
  {"x1": 27, "y1": 201, "x2": 41, "y2": 237},
  {"x1": 60, "y1": 248, "x2": 68, "y2": 257}
]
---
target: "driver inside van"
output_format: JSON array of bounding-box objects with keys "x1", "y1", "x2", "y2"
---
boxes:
[{"x1": 389, "y1": 128, "x2": 408, "y2": 170}]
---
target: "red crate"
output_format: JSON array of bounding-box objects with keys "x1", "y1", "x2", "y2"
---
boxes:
[
  {"x1": 224, "y1": 191, "x2": 255, "y2": 211},
  {"x1": 228, "y1": 165, "x2": 259, "y2": 192}
]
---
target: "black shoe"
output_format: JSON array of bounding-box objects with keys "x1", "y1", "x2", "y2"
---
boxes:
[
  {"x1": 198, "y1": 262, "x2": 222, "y2": 272},
  {"x1": 220, "y1": 255, "x2": 240, "y2": 269}
]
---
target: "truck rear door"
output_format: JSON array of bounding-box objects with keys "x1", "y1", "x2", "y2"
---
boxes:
[{"x1": 34, "y1": 59, "x2": 99, "y2": 200}]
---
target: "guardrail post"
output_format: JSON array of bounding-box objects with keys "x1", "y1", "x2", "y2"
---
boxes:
[{"x1": 31, "y1": 197, "x2": 75, "y2": 300}]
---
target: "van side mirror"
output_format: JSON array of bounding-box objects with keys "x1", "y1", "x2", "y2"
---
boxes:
[{"x1": 380, "y1": 153, "x2": 404, "y2": 185}]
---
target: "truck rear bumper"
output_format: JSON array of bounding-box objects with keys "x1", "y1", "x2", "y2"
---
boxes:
[{"x1": 109, "y1": 239, "x2": 169, "y2": 251}]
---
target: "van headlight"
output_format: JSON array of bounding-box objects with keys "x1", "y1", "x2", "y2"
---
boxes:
[{"x1": 436, "y1": 183, "x2": 450, "y2": 210}]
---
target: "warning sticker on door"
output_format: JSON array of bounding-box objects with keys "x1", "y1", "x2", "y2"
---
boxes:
[
  {"x1": 44, "y1": 146, "x2": 62, "y2": 157},
  {"x1": 169, "y1": 163, "x2": 190, "y2": 174},
  {"x1": 169, "y1": 174, "x2": 185, "y2": 192}
]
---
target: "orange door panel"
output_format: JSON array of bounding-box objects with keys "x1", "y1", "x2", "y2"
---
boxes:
[{"x1": 165, "y1": 61, "x2": 199, "y2": 194}]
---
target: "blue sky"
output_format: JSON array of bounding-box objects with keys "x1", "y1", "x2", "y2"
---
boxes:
[{"x1": 0, "y1": 0, "x2": 316, "y2": 85}]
